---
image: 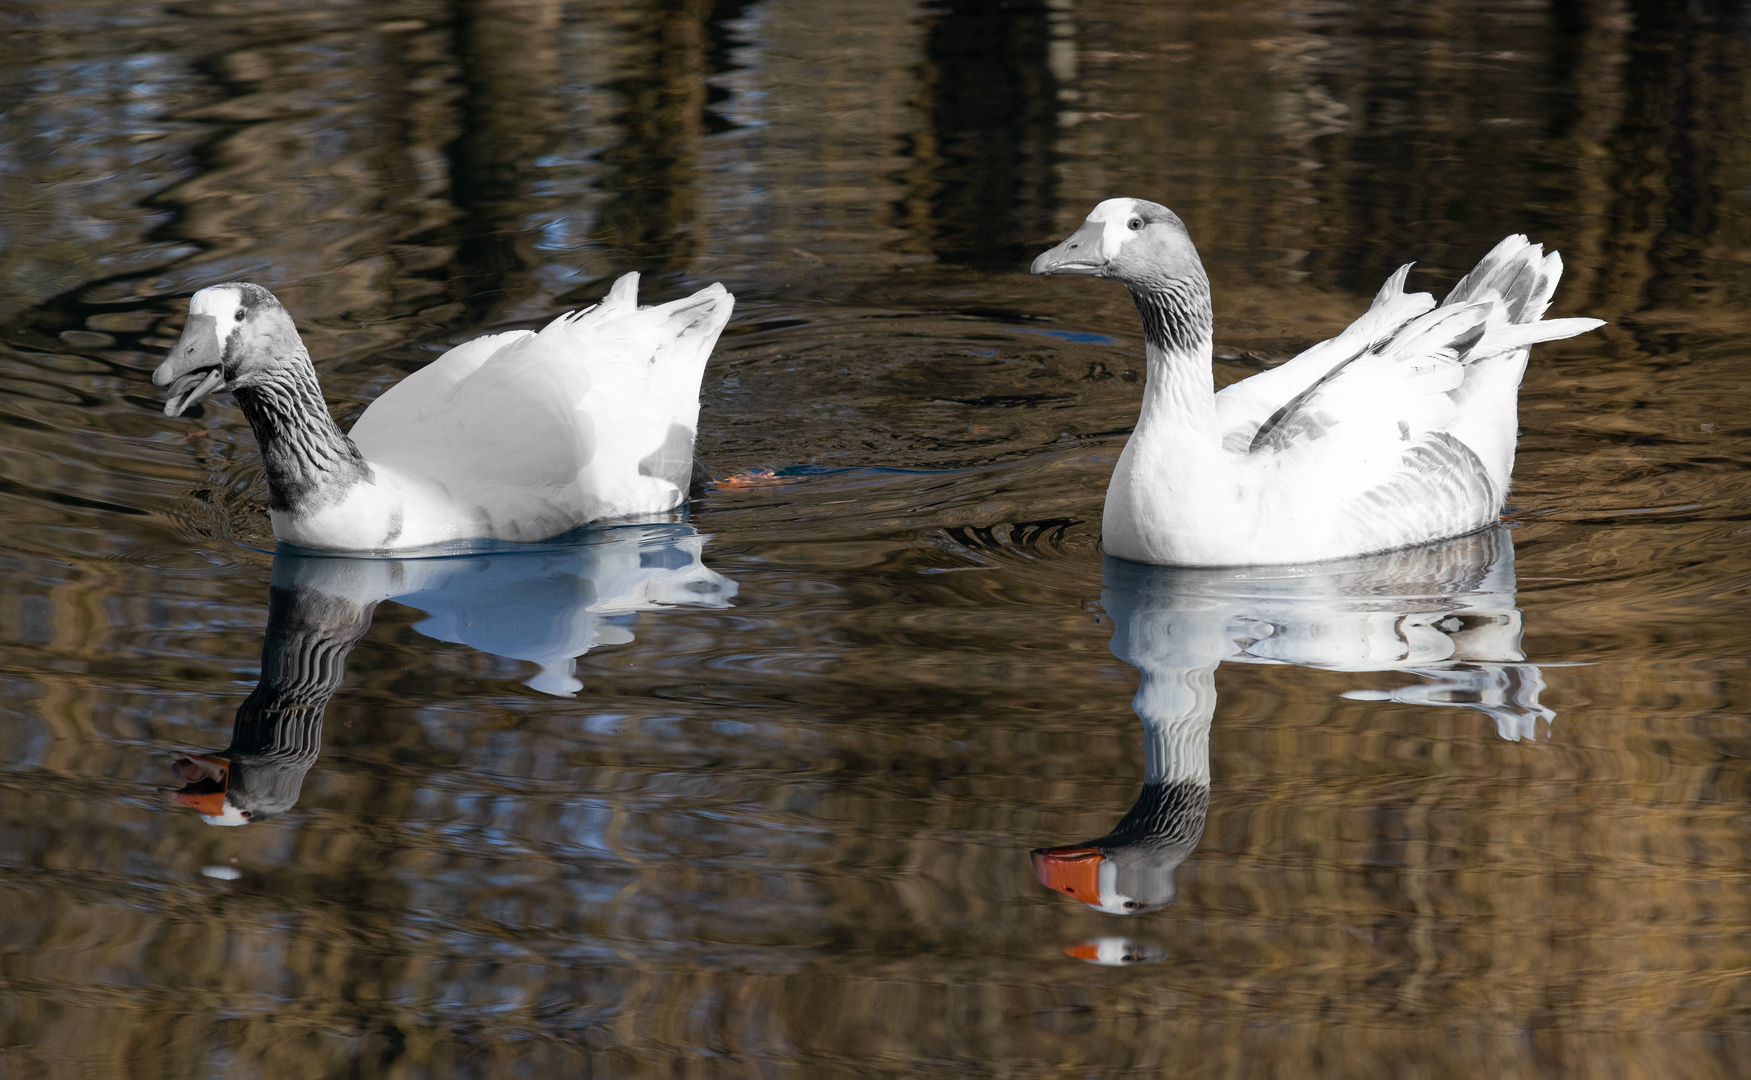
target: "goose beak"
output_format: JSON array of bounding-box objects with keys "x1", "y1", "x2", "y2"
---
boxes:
[
  {"x1": 1031, "y1": 221, "x2": 1109, "y2": 277},
  {"x1": 165, "y1": 754, "x2": 230, "y2": 817},
  {"x1": 154, "y1": 313, "x2": 225, "y2": 417},
  {"x1": 1063, "y1": 937, "x2": 1168, "y2": 965},
  {"x1": 167, "y1": 787, "x2": 228, "y2": 817},
  {"x1": 1031, "y1": 844, "x2": 1105, "y2": 903}
]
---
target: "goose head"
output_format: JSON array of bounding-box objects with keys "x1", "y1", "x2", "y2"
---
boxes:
[
  {"x1": 1030, "y1": 198, "x2": 1205, "y2": 292},
  {"x1": 1063, "y1": 937, "x2": 1169, "y2": 966},
  {"x1": 1031, "y1": 778, "x2": 1210, "y2": 915},
  {"x1": 166, "y1": 753, "x2": 243, "y2": 823},
  {"x1": 153, "y1": 283, "x2": 299, "y2": 417},
  {"x1": 165, "y1": 753, "x2": 259, "y2": 826},
  {"x1": 1031, "y1": 838, "x2": 1184, "y2": 915},
  {"x1": 166, "y1": 747, "x2": 314, "y2": 826}
]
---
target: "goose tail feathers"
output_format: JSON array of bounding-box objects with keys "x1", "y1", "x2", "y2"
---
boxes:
[
  {"x1": 1419, "y1": 237, "x2": 1604, "y2": 361},
  {"x1": 639, "y1": 282, "x2": 734, "y2": 388},
  {"x1": 1355, "y1": 263, "x2": 1437, "y2": 347},
  {"x1": 1443, "y1": 235, "x2": 1563, "y2": 325},
  {"x1": 648, "y1": 281, "x2": 734, "y2": 342},
  {"x1": 550, "y1": 274, "x2": 733, "y2": 349},
  {"x1": 1391, "y1": 301, "x2": 1603, "y2": 369},
  {"x1": 1480, "y1": 315, "x2": 1607, "y2": 354}
]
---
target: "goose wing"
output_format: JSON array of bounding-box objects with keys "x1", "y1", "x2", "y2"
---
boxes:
[
  {"x1": 350, "y1": 274, "x2": 733, "y2": 518},
  {"x1": 1213, "y1": 262, "x2": 1438, "y2": 446},
  {"x1": 1216, "y1": 238, "x2": 1602, "y2": 499}
]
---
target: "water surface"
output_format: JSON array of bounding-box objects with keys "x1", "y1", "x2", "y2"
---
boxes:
[{"x1": 3, "y1": 0, "x2": 1751, "y2": 1076}]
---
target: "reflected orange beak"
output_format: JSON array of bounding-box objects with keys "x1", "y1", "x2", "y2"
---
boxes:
[
  {"x1": 167, "y1": 789, "x2": 228, "y2": 816},
  {"x1": 1063, "y1": 941, "x2": 1104, "y2": 961},
  {"x1": 166, "y1": 754, "x2": 231, "y2": 817},
  {"x1": 1031, "y1": 845, "x2": 1104, "y2": 902}
]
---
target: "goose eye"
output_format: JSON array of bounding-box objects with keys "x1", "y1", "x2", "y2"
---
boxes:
[
  {"x1": 1123, "y1": 900, "x2": 1138, "y2": 909},
  {"x1": 1127, "y1": 217, "x2": 1143, "y2": 231}
]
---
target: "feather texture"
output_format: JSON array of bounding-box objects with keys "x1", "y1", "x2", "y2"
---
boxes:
[
  {"x1": 1032, "y1": 200, "x2": 1605, "y2": 566},
  {"x1": 155, "y1": 273, "x2": 734, "y2": 552}
]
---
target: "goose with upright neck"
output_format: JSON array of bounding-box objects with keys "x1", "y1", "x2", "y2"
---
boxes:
[
  {"x1": 154, "y1": 274, "x2": 733, "y2": 552},
  {"x1": 1032, "y1": 199, "x2": 1604, "y2": 567}
]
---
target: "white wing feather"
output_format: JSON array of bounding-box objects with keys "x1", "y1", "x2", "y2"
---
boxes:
[
  {"x1": 1219, "y1": 239, "x2": 1602, "y2": 499},
  {"x1": 349, "y1": 273, "x2": 733, "y2": 534}
]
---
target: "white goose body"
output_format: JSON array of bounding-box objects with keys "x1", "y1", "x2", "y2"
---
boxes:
[
  {"x1": 1033, "y1": 199, "x2": 1605, "y2": 567},
  {"x1": 154, "y1": 273, "x2": 733, "y2": 552}
]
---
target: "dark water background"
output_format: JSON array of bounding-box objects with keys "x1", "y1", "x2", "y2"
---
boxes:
[{"x1": 4, "y1": 0, "x2": 1751, "y2": 1076}]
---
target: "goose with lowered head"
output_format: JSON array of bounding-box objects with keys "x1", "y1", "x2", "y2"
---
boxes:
[
  {"x1": 1032, "y1": 199, "x2": 1605, "y2": 567},
  {"x1": 153, "y1": 274, "x2": 733, "y2": 552}
]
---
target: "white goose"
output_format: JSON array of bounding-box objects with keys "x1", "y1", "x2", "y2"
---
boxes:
[
  {"x1": 1032, "y1": 199, "x2": 1605, "y2": 566},
  {"x1": 153, "y1": 274, "x2": 734, "y2": 552}
]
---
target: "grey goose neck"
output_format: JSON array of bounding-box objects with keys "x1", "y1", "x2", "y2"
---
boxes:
[
  {"x1": 232, "y1": 582, "x2": 373, "y2": 748},
  {"x1": 234, "y1": 356, "x2": 370, "y2": 513},
  {"x1": 1130, "y1": 274, "x2": 1213, "y2": 359}
]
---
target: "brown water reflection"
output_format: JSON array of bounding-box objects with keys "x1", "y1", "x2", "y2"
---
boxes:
[
  {"x1": 3, "y1": 0, "x2": 1751, "y2": 1076},
  {"x1": 164, "y1": 525, "x2": 736, "y2": 824},
  {"x1": 1035, "y1": 529, "x2": 1551, "y2": 918}
]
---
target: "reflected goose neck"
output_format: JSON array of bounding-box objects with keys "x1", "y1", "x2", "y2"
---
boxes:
[
  {"x1": 230, "y1": 581, "x2": 372, "y2": 754},
  {"x1": 1099, "y1": 778, "x2": 1211, "y2": 854}
]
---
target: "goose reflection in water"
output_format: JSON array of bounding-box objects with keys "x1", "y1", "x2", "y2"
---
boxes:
[
  {"x1": 167, "y1": 524, "x2": 736, "y2": 826},
  {"x1": 1033, "y1": 526, "x2": 1552, "y2": 916}
]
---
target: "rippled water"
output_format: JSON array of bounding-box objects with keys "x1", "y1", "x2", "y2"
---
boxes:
[{"x1": 4, "y1": 0, "x2": 1751, "y2": 1075}]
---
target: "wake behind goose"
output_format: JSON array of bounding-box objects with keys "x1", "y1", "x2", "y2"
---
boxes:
[{"x1": 1032, "y1": 199, "x2": 1605, "y2": 566}]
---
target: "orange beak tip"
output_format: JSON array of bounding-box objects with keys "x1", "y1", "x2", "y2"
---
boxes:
[
  {"x1": 1063, "y1": 937, "x2": 1169, "y2": 966},
  {"x1": 167, "y1": 789, "x2": 228, "y2": 817},
  {"x1": 711, "y1": 469, "x2": 787, "y2": 489},
  {"x1": 1031, "y1": 845, "x2": 1105, "y2": 901}
]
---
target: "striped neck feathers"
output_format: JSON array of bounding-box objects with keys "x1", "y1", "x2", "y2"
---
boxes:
[
  {"x1": 1130, "y1": 274, "x2": 1214, "y2": 361},
  {"x1": 1129, "y1": 274, "x2": 1218, "y2": 430},
  {"x1": 213, "y1": 582, "x2": 372, "y2": 822},
  {"x1": 1095, "y1": 777, "x2": 1211, "y2": 855},
  {"x1": 228, "y1": 583, "x2": 373, "y2": 757},
  {"x1": 233, "y1": 352, "x2": 370, "y2": 512}
]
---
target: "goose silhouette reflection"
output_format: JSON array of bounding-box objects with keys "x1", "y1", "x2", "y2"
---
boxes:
[
  {"x1": 167, "y1": 524, "x2": 736, "y2": 825},
  {"x1": 1033, "y1": 526, "x2": 1553, "y2": 915}
]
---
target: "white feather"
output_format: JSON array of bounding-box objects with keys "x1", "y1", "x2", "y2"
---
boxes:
[
  {"x1": 279, "y1": 273, "x2": 732, "y2": 551},
  {"x1": 1047, "y1": 211, "x2": 1605, "y2": 567}
]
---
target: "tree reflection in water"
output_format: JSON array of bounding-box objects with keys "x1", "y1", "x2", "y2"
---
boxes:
[
  {"x1": 1035, "y1": 526, "x2": 1552, "y2": 917},
  {"x1": 166, "y1": 524, "x2": 735, "y2": 826}
]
